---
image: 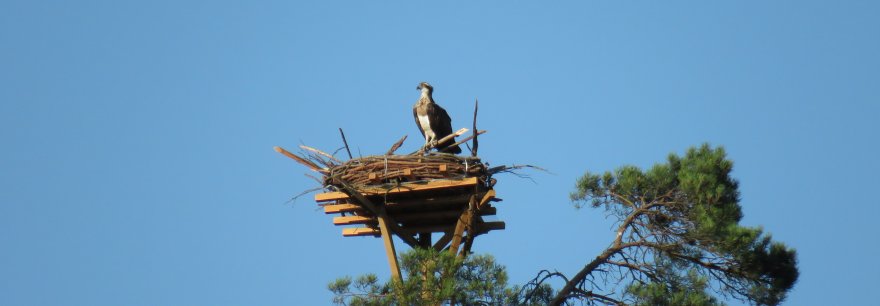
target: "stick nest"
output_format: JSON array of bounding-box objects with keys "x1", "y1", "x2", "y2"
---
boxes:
[{"x1": 325, "y1": 154, "x2": 488, "y2": 187}]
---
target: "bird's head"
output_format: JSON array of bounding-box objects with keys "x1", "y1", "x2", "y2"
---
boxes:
[{"x1": 417, "y1": 82, "x2": 433, "y2": 94}]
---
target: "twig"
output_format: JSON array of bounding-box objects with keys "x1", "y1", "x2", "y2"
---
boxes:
[
  {"x1": 385, "y1": 135, "x2": 408, "y2": 155},
  {"x1": 286, "y1": 186, "x2": 323, "y2": 204},
  {"x1": 339, "y1": 128, "x2": 353, "y2": 159},
  {"x1": 440, "y1": 130, "x2": 486, "y2": 153},
  {"x1": 273, "y1": 146, "x2": 326, "y2": 173},
  {"x1": 410, "y1": 128, "x2": 469, "y2": 155},
  {"x1": 488, "y1": 164, "x2": 548, "y2": 175},
  {"x1": 471, "y1": 98, "x2": 479, "y2": 157},
  {"x1": 300, "y1": 145, "x2": 342, "y2": 164}
]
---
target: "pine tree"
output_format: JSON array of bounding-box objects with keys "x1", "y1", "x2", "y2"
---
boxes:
[{"x1": 547, "y1": 144, "x2": 798, "y2": 305}]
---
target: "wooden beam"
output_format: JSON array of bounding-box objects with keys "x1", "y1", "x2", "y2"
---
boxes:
[
  {"x1": 377, "y1": 214, "x2": 402, "y2": 280},
  {"x1": 343, "y1": 222, "x2": 504, "y2": 238},
  {"x1": 394, "y1": 207, "x2": 496, "y2": 224},
  {"x1": 449, "y1": 195, "x2": 475, "y2": 256},
  {"x1": 315, "y1": 177, "x2": 479, "y2": 202},
  {"x1": 475, "y1": 221, "x2": 506, "y2": 233},
  {"x1": 334, "y1": 180, "x2": 420, "y2": 247},
  {"x1": 418, "y1": 232, "x2": 432, "y2": 248},
  {"x1": 323, "y1": 203, "x2": 363, "y2": 214},
  {"x1": 433, "y1": 232, "x2": 453, "y2": 251},
  {"x1": 398, "y1": 224, "x2": 457, "y2": 235},
  {"x1": 333, "y1": 215, "x2": 375, "y2": 225},
  {"x1": 385, "y1": 192, "x2": 485, "y2": 212},
  {"x1": 342, "y1": 227, "x2": 380, "y2": 237},
  {"x1": 477, "y1": 189, "x2": 496, "y2": 210}
]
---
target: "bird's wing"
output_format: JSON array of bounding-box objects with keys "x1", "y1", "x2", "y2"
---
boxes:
[{"x1": 432, "y1": 104, "x2": 455, "y2": 138}]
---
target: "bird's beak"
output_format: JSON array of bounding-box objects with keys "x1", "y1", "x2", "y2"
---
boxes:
[{"x1": 416, "y1": 85, "x2": 421, "y2": 90}]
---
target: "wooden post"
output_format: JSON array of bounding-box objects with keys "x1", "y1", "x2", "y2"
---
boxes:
[
  {"x1": 458, "y1": 196, "x2": 478, "y2": 258},
  {"x1": 376, "y1": 213, "x2": 402, "y2": 281},
  {"x1": 449, "y1": 195, "x2": 476, "y2": 256},
  {"x1": 459, "y1": 189, "x2": 496, "y2": 257},
  {"x1": 418, "y1": 232, "x2": 432, "y2": 249}
]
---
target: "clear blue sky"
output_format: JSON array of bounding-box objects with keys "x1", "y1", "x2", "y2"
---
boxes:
[{"x1": 2, "y1": 1, "x2": 878, "y2": 305}]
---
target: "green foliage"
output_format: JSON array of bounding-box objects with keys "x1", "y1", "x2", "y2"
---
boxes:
[
  {"x1": 568, "y1": 144, "x2": 799, "y2": 305},
  {"x1": 330, "y1": 143, "x2": 798, "y2": 306},
  {"x1": 329, "y1": 248, "x2": 545, "y2": 305},
  {"x1": 626, "y1": 268, "x2": 722, "y2": 306}
]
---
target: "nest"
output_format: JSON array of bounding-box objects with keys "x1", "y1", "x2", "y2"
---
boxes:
[
  {"x1": 274, "y1": 130, "x2": 539, "y2": 195},
  {"x1": 325, "y1": 154, "x2": 488, "y2": 187}
]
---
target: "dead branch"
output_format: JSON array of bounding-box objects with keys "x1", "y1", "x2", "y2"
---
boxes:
[
  {"x1": 300, "y1": 145, "x2": 342, "y2": 164},
  {"x1": 441, "y1": 130, "x2": 487, "y2": 154},
  {"x1": 274, "y1": 146, "x2": 326, "y2": 173},
  {"x1": 471, "y1": 98, "x2": 479, "y2": 157},
  {"x1": 339, "y1": 128, "x2": 353, "y2": 159},
  {"x1": 385, "y1": 135, "x2": 408, "y2": 155},
  {"x1": 410, "y1": 128, "x2": 469, "y2": 155}
]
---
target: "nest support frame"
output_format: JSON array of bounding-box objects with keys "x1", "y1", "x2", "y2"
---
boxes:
[{"x1": 314, "y1": 155, "x2": 504, "y2": 280}]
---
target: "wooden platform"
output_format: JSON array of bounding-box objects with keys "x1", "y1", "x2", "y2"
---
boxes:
[{"x1": 314, "y1": 176, "x2": 504, "y2": 279}]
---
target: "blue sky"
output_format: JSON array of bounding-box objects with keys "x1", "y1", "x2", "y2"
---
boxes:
[{"x1": 2, "y1": 1, "x2": 878, "y2": 305}]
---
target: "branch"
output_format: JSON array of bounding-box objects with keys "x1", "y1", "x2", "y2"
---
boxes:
[
  {"x1": 471, "y1": 98, "x2": 479, "y2": 157},
  {"x1": 300, "y1": 145, "x2": 342, "y2": 164},
  {"x1": 520, "y1": 270, "x2": 570, "y2": 303},
  {"x1": 550, "y1": 244, "x2": 625, "y2": 305},
  {"x1": 551, "y1": 198, "x2": 684, "y2": 305},
  {"x1": 440, "y1": 130, "x2": 487, "y2": 154},
  {"x1": 385, "y1": 135, "x2": 407, "y2": 155},
  {"x1": 410, "y1": 128, "x2": 468, "y2": 155},
  {"x1": 274, "y1": 146, "x2": 326, "y2": 173},
  {"x1": 339, "y1": 128, "x2": 353, "y2": 159},
  {"x1": 571, "y1": 288, "x2": 625, "y2": 306}
]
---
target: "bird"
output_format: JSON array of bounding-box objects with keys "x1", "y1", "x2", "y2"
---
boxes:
[{"x1": 413, "y1": 82, "x2": 461, "y2": 154}]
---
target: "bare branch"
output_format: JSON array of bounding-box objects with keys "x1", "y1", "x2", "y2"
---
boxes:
[
  {"x1": 385, "y1": 135, "x2": 407, "y2": 155},
  {"x1": 338, "y1": 128, "x2": 353, "y2": 159}
]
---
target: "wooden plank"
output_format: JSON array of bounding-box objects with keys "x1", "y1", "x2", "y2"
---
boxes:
[
  {"x1": 394, "y1": 207, "x2": 496, "y2": 223},
  {"x1": 323, "y1": 203, "x2": 492, "y2": 217},
  {"x1": 342, "y1": 227, "x2": 380, "y2": 237},
  {"x1": 460, "y1": 221, "x2": 506, "y2": 257},
  {"x1": 333, "y1": 215, "x2": 376, "y2": 225},
  {"x1": 385, "y1": 192, "x2": 484, "y2": 212},
  {"x1": 477, "y1": 189, "x2": 496, "y2": 210},
  {"x1": 378, "y1": 221, "x2": 506, "y2": 236},
  {"x1": 476, "y1": 221, "x2": 506, "y2": 233},
  {"x1": 334, "y1": 180, "x2": 421, "y2": 248},
  {"x1": 315, "y1": 177, "x2": 479, "y2": 202},
  {"x1": 323, "y1": 203, "x2": 363, "y2": 214},
  {"x1": 401, "y1": 224, "x2": 457, "y2": 234}
]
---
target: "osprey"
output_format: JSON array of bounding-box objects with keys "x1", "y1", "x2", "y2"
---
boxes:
[{"x1": 413, "y1": 82, "x2": 461, "y2": 154}]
